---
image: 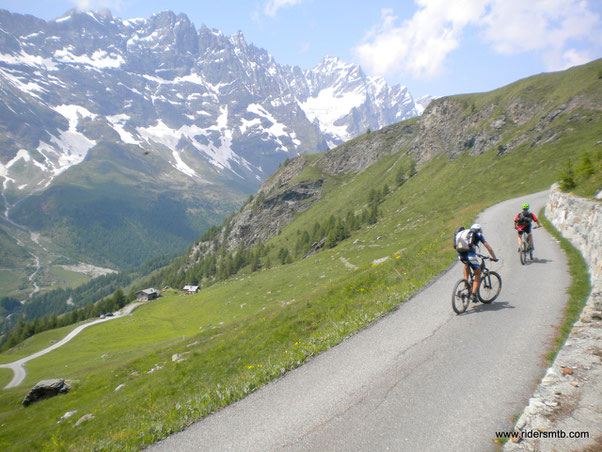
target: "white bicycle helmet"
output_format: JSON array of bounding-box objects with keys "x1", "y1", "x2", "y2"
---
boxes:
[{"x1": 470, "y1": 223, "x2": 482, "y2": 231}]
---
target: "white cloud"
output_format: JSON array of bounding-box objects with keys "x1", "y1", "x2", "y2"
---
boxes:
[
  {"x1": 68, "y1": 0, "x2": 123, "y2": 12},
  {"x1": 558, "y1": 48, "x2": 594, "y2": 68},
  {"x1": 354, "y1": 0, "x2": 602, "y2": 79},
  {"x1": 354, "y1": 1, "x2": 487, "y2": 79},
  {"x1": 264, "y1": 0, "x2": 306, "y2": 17},
  {"x1": 482, "y1": 1, "x2": 596, "y2": 53}
]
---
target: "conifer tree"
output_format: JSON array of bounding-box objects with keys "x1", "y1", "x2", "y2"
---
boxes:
[{"x1": 559, "y1": 160, "x2": 576, "y2": 191}]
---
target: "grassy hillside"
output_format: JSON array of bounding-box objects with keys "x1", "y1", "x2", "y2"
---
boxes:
[{"x1": 0, "y1": 60, "x2": 600, "y2": 450}]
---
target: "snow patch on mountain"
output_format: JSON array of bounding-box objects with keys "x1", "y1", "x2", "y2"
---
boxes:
[
  {"x1": 414, "y1": 95, "x2": 436, "y2": 115},
  {"x1": 171, "y1": 149, "x2": 199, "y2": 180},
  {"x1": 35, "y1": 105, "x2": 98, "y2": 182},
  {"x1": 0, "y1": 66, "x2": 48, "y2": 99},
  {"x1": 106, "y1": 114, "x2": 141, "y2": 145},
  {"x1": 54, "y1": 48, "x2": 125, "y2": 69},
  {"x1": 0, "y1": 50, "x2": 58, "y2": 71},
  {"x1": 0, "y1": 150, "x2": 32, "y2": 189},
  {"x1": 247, "y1": 104, "x2": 300, "y2": 149},
  {"x1": 300, "y1": 87, "x2": 365, "y2": 142}
]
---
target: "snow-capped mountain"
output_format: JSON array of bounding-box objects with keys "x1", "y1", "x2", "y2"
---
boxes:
[
  {"x1": 0, "y1": 9, "x2": 422, "y2": 198},
  {"x1": 298, "y1": 57, "x2": 418, "y2": 147},
  {"x1": 0, "y1": 8, "x2": 426, "y2": 276}
]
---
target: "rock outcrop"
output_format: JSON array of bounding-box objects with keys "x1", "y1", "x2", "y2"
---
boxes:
[
  {"x1": 409, "y1": 83, "x2": 600, "y2": 163},
  {"x1": 22, "y1": 379, "x2": 71, "y2": 407}
]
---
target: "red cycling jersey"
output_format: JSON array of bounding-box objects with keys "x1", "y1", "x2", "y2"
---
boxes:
[{"x1": 515, "y1": 212, "x2": 538, "y2": 231}]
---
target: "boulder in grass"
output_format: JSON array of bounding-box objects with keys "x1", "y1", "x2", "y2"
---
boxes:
[{"x1": 22, "y1": 379, "x2": 71, "y2": 407}]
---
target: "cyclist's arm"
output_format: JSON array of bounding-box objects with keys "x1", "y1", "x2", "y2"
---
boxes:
[{"x1": 483, "y1": 241, "x2": 497, "y2": 260}]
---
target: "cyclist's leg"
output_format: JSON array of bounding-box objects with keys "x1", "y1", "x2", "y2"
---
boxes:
[
  {"x1": 517, "y1": 227, "x2": 525, "y2": 249},
  {"x1": 465, "y1": 253, "x2": 480, "y2": 295},
  {"x1": 473, "y1": 267, "x2": 482, "y2": 294},
  {"x1": 458, "y1": 253, "x2": 469, "y2": 280}
]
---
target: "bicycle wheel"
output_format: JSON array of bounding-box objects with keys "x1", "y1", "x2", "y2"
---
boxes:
[
  {"x1": 452, "y1": 279, "x2": 471, "y2": 314},
  {"x1": 520, "y1": 242, "x2": 527, "y2": 265},
  {"x1": 478, "y1": 271, "x2": 502, "y2": 303}
]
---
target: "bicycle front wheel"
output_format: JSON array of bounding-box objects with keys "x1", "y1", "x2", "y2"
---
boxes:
[
  {"x1": 478, "y1": 271, "x2": 502, "y2": 304},
  {"x1": 452, "y1": 279, "x2": 471, "y2": 314}
]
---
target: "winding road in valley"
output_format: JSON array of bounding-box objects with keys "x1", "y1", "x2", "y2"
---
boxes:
[
  {"x1": 150, "y1": 190, "x2": 571, "y2": 451},
  {"x1": 0, "y1": 303, "x2": 141, "y2": 389}
]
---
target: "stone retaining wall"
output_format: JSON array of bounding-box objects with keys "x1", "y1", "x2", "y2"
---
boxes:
[
  {"x1": 504, "y1": 185, "x2": 601, "y2": 452},
  {"x1": 546, "y1": 185, "x2": 601, "y2": 283}
]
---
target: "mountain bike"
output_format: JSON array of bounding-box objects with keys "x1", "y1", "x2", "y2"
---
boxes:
[
  {"x1": 452, "y1": 254, "x2": 502, "y2": 314},
  {"x1": 518, "y1": 226, "x2": 540, "y2": 265}
]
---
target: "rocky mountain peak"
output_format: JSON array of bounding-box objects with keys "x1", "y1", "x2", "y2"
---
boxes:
[{"x1": 0, "y1": 8, "x2": 425, "y2": 203}]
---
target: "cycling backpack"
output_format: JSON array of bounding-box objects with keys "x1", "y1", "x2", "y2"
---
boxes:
[
  {"x1": 517, "y1": 211, "x2": 533, "y2": 226},
  {"x1": 454, "y1": 228, "x2": 475, "y2": 252},
  {"x1": 453, "y1": 227, "x2": 464, "y2": 250}
]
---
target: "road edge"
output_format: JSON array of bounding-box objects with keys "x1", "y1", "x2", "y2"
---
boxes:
[{"x1": 503, "y1": 185, "x2": 601, "y2": 451}]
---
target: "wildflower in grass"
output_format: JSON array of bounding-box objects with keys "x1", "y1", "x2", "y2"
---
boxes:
[{"x1": 247, "y1": 365, "x2": 254, "y2": 369}]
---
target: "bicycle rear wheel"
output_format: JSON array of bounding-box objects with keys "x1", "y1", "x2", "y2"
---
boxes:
[
  {"x1": 478, "y1": 271, "x2": 502, "y2": 303},
  {"x1": 452, "y1": 279, "x2": 471, "y2": 314}
]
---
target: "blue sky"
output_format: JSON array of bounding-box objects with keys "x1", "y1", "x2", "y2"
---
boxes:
[{"x1": 2, "y1": 0, "x2": 601, "y2": 98}]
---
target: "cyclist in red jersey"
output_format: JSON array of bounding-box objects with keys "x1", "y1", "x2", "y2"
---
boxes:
[{"x1": 514, "y1": 203, "x2": 541, "y2": 250}]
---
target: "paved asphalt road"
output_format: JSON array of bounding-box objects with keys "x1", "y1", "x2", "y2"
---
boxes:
[{"x1": 151, "y1": 190, "x2": 570, "y2": 451}]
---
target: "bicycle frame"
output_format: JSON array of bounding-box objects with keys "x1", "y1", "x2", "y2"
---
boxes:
[{"x1": 464, "y1": 254, "x2": 488, "y2": 283}]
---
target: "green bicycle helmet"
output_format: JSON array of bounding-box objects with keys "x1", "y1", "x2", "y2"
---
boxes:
[{"x1": 522, "y1": 203, "x2": 529, "y2": 210}]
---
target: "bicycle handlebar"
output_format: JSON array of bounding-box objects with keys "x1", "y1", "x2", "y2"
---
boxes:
[{"x1": 476, "y1": 254, "x2": 498, "y2": 262}]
